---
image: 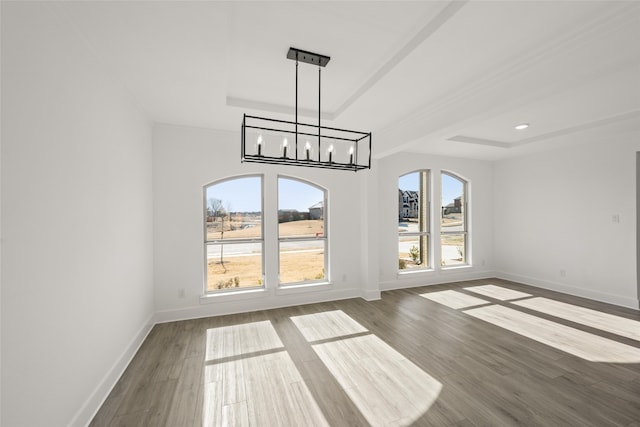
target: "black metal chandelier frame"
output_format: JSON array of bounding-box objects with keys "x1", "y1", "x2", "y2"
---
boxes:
[{"x1": 241, "y1": 47, "x2": 372, "y2": 172}]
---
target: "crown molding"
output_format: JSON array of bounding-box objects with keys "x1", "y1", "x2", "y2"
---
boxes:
[
  {"x1": 512, "y1": 110, "x2": 640, "y2": 147},
  {"x1": 447, "y1": 110, "x2": 640, "y2": 151},
  {"x1": 226, "y1": 96, "x2": 334, "y2": 120},
  {"x1": 447, "y1": 135, "x2": 510, "y2": 149}
]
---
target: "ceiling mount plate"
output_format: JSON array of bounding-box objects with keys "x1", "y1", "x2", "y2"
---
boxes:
[{"x1": 287, "y1": 47, "x2": 331, "y2": 67}]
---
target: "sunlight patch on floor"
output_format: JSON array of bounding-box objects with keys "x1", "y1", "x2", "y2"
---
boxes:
[
  {"x1": 203, "y1": 351, "x2": 328, "y2": 427},
  {"x1": 205, "y1": 320, "x2": 283, "y2": 360},
  {"x1": 313, "y1": 335, "x2": 442, "y2": 427},
  {"x1": 464, "y1": 284, "x2": 532, "y2": 300},
  {"x1": 512, "y1": 297, "x2": 640, "y2": 342},
  {"x1": 420, "y1": 289, "x2": 490, "y2": 309},
  {"x1": 203, "y1": 321, "x2": 328, "y2": 427},
  {"x1": 291, "y1": 310, "x2": 442, "y2": 427},
  {"x1": 464, "y1": 305, "x2": 640, "y2": 363},
  {"x1": 290, "y1": 309, "x2": 368, "y2": 341}
]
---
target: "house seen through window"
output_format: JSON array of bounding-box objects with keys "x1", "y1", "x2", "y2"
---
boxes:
[
  {"x1": 441, "y1": 172, "x2": 467, "y2": 266},
  {"x1": 398, "y1": 170, "x2": 430, "y2": 271},
  {"x1": 278, "y1": 177, "x2": 327, "y2": 284}
]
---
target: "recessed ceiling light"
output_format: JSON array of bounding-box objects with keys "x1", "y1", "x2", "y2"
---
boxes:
[{"x1": 514, "y1": 123, "x2": 529, "y2": 130}]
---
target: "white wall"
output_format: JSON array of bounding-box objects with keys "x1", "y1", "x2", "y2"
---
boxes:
[
  {"x1": 0, "y1": 3, "x2": 3, "y2": 422},
  {"x1": 1, "y1": 3, "x2": 154, "y2": 426},
  {"x1": 637, "y1": 151, "x2": 640, "y2": 302},
  {"x1": 494, "y1": 128, "x2": 640, "y2": 309},
  {"x1": 376, "y1": 152, "x2": 495, "y2": 290},
  {"x1": 153, "y1": 124, "x2": 366, "y2": 321}
]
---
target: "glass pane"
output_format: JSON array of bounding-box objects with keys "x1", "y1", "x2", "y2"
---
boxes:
[
  {"x1": 441, "y1": 234, "x2": 466, "y2": 266},
  {"x1": 441, "y1": 173, "x2": 464, "y2": 231},
  {"x1": 205, "y1": 177, "x2": 262, "y2": 241},
  {"x1": 399, "y1": 171, "x2": 428, "y2": 233},
  {"x1": 206, "y1": 242, "x2": 263, "y2": 291},
  {"x1": 398, "y1": 234, "x2": 429, "y2": 270},
  {"x1": 280, "y1": 240, "x2": 325, "y2": 284},
  {"x1": 278, "y1": 178, "x2": 325, "y2": 238}
]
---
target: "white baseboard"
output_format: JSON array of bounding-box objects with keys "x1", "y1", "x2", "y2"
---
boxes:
[
  {"x1": 154, "y1": 288, "x2": 362, "y2": 324},
  {"x1": 361, "y1": 289, "x2": 381, "y2": 301},
  {"x1": 496, "y1": 271, "x2": 640, "y2": 310},
  {"x1": 380, "y1": 269, "x2": 496, "y2": 291},
  {"x1": 69, "y1": 314, "x2": 155, "y2": 427}
]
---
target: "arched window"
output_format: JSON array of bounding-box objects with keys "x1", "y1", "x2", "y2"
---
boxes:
[
  {"x1": 204, "y1": 176, "x2": 263, "y2": 292},
  {"x1": 441, "y1": 172, "x2": 467, "y2": 266},
  {"x1": 398, "y1": 170, "x2": 430, "y2": 272},
  {"x1": 278, "y1": 176, "x2": 327, "y2": 284}
]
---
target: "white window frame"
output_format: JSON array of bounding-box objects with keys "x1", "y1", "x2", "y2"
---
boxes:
[
  {"x1": 398, "y1": 170, "x2": 431, "y2": 273},
  {"x1": 277, "y1": 175, "x2": 329, "y2": 286},
  {"x1": 440, "y1": 171, "x2": 468, "y2": 268},
  {"x1": 203, "y1": 175, "x2": 265, "y2": 294}
]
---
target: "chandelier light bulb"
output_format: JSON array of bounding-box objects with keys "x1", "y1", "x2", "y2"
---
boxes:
[{"x1": 305, "y1": 141, "x2": 311, "y2": 160}]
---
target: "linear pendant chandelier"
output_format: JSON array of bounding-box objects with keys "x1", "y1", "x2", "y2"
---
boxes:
[{"x1": 241, "y1": 47, "x2": 371, "y2": 172}]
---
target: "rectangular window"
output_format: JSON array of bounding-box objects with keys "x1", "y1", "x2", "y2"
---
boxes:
[
  {"x1": 204, "y1": 176, "x2": 263, "y2": 292},
  {"x1": 441, "y1": 172, "x2": 467, "y2": 266},
  {"x1": 278, "y1": 177, "x2": 327, "y2": 285},
  {"x1": 398, "y1": 171, "x2": 430, "y2": 271}
]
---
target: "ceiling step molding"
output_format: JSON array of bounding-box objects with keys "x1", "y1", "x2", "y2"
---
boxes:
[
  {"x1": 374, "y1": 2, "x2": 640, "y2": 157},
  {"x1": 332, "y1": 0, "x2": 469, "y2": 118}
]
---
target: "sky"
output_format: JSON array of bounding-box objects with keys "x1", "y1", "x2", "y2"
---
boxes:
[
  {"x1": 399, "y1": 172, "x2": 463, "y2": 206},
  {"x1": 207, "y1": 172, "x2": 460, "y2": 212},
  {"x1": 206, "y1": 177, "x2": 262, "y2": 212},
  {"x1": 205, "y1": 176, "x2": 323, "y2": 212}
]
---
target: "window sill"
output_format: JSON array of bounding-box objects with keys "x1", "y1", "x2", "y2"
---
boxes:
[
  {"x1": 440, "y1": 264, "x2": 472, "y2": 272},
  {"x1": 200, "y1": 287, "x2": 267, "y2": 304},
  {"x1": 398, "y1": 269, "x2": 435, "y2": 277},
  {"x1": 276, "y1": 282, "x2": 332, "y2": 296}
]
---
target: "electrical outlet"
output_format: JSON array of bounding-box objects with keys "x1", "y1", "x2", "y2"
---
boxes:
[
  {"x1": 178, "y1": 288, "x2": 185, "y2": 298},
  {"x1": 559, "y1": 269, "x2": 566, "y2": 278}
]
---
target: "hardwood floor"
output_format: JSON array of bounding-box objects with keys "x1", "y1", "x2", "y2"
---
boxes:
[{"x1": 90, "y1": 278, "x2": 640, "y2": 426}]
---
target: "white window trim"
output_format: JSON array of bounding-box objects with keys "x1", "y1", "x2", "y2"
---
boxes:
[
  {"x1": 277, "y1": 175, "x2": 329, "y2": 287},
  {"x1": 202, "y1": 174, "x2": 265, "y2": 295},
  {"x1": 398, "y1": 170, "x2": 431, "y2": 274},
  {"x1": 440, "y1": 171, "x2": 469, "y2": 269}
]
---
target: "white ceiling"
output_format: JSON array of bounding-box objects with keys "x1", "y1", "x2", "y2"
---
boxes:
[{"x1": 56, "y1": 1, "x2": 640, "y2": 161}]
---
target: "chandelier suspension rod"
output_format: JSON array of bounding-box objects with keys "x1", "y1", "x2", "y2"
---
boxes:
[
  {"x1": 295, "y1": 52, "x2": 299, "y2": 160},
  {"x1": 318, "y1": 65, "x2": 321, "y2": 162}
]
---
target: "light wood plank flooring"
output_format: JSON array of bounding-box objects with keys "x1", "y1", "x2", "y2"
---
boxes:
[
  {"x1": 90, "y1": 278, "x2": 640, "y2": 426},
  {"x1": 464, "y1": 284, "x2": 532, "y2": 301}
]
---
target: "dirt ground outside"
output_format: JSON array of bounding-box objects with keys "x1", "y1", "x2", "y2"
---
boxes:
[
  {"x1": 206, "y1": 219, "x2": 324, "y2": 240},
  {"x1": 206, "y1": 219, "x2": 325, "y2": 291}
]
